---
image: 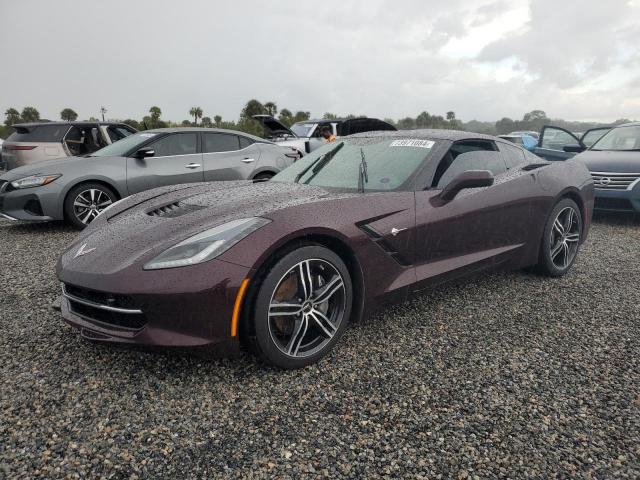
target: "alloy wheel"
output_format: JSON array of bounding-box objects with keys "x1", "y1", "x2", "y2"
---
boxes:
[
  {"x1": 549, "y1": 206, "x2": 580, "y2": 270},
  {"x1": 73, "y1": 188, "x2": 113, "y2": 225},
  {"x1": 268, "y1": 259, "x2": 346, "y2": 358}
]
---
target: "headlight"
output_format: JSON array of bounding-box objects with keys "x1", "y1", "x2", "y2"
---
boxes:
[
  {"x1": 143, "y1": 217, "x2": 271, "y2": 270},
  {"x1": 10, "y1": 174, "x2": 62, "y2": 189}
]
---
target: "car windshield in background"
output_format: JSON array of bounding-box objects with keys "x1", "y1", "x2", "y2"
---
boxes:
[
  {"x1": 290, "y1": 123, "x2": 315, "y2": 137},
  {"x1": 7, "y1": 124, "x2": 70, "y2": 142},
  {"x1": 90, "y1": 132, "x2": 159, "y2": 157},
  {"x1": 591, "y1": 126, "x2": 640, "y2": 151},
  {"x1": 273, "y1": 138, "x2": 437, "y2": 191}
]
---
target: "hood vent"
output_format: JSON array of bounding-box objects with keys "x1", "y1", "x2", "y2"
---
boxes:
[{"x1": 147, "y1": 201, "x2": 205, "y2": 218}]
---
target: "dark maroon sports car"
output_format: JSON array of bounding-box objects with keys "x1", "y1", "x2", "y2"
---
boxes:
[{"x1": 57, "y1": 130, "x2": 594, "y2": 368}]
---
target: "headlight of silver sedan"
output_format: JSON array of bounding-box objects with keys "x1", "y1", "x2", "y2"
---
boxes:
[
  {"x1": 10, "y1": 174, "x2": 62, "y2": 189},
  {"x1": 143, "y1": 217, "x2": 271, "y2": 270}
]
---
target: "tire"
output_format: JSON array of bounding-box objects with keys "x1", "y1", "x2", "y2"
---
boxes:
[
  {"x1": 63, "y1": 183, "x2": 118, "y2": 229},
  {"x1": 249, "y1": 245, "x2": 353, "y2": 369},
  {"x1": 536, "y1": 198, "x2": 583, "y2": 277},
  {"x1": 253, "y1": 172, "x2": 274, "y2": 182}
]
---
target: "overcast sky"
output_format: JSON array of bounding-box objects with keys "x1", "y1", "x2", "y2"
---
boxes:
[{"x1": 1, "y1": 0, "x2": 639, "y2": 123}]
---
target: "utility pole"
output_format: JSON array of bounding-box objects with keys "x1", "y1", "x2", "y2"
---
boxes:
[{"x1": 100, "y1": 106, "x2": 107, "y2": 122}]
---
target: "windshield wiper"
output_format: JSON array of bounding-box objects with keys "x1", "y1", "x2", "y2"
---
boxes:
[
  {"x1": 294, "y1": 142, "x2": 344, "y2": 183},
  {"x1": 357, "y1": 148, "x2": 368, "y2": 193}
]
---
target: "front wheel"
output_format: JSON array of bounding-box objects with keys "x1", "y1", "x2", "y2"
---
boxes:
[
  {"x1": 536, "y1": 198, "x2": 583, "y2": 276},
  {"x1": 249, "y1": 246, "x2": 353, "y2": 369},
  {"x1": 64, "y1": 183, "x2": 117, "y2": 229}
]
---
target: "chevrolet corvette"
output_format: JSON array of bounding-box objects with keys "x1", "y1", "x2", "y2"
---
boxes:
[{"x1": 57, "y1": 130, "x2": 594, "y2": 368}]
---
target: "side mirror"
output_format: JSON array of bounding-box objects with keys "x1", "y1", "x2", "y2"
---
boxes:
[
  {"x1": 562, "y1": 145, "x2": 585, "y2": 153},
  {"x1": 134, "y1": 147, "x2": 155, "y2": 159},
  {"x1": 437, "y1": 170, "x2": 494, "y2": 203}
]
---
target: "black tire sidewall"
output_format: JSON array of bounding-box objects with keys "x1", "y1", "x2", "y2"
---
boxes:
[
  {"x1": 539, "y1": 198, "x2": 582, "y2": 276},
  {"x1": 252, "y1": 245, "x2": 353, "y2": 369},
  {"x1": 64, "y1": 183, "x2": 117, "y2": 229}
]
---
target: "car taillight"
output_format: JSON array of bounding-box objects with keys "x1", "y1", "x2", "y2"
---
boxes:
[{"x1": 5, "y1": 145, "x2": 37, "y2": 151}]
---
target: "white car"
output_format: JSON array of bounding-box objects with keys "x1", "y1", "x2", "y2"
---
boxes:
[{"x1": 254, "y1": 115, "x2": 396, "y2": 156}]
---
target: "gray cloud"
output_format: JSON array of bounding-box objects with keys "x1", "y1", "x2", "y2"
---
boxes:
[{"x1": 0, "y1": 0, "x2": 638, "y2": 124}]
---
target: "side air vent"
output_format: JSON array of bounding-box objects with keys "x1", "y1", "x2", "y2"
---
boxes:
[{"x1": 147, "y1": 201, "x2": 205, "y2": 218}]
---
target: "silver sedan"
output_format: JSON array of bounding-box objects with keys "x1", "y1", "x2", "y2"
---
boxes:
[{"x1": 0, "y1": 128, "x2": 299, "y2": 228}]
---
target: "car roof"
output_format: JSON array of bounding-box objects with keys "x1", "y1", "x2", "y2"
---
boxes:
[
  {"x1": 345, "y1": 129, "x2": 501, "y2": 142},
  {"x1": 615, "y1": 122, "x2": 640, "y2": 128},
  {"x1": 14, "y1": 121, "x2": 130, "y2": 128},
  {"x1": 143, "y1": 127, "x2": 271, "y2": 143}
]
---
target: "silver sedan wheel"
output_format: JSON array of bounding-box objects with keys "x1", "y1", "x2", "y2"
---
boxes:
[
  {"x1": 73, "y1": 188, "x2": 113, "y2": 225},
  {"x1": 268, "y1": 259, "x2": 346, "y2": 358},
  {"x1": 549, "y1": 206, "x2": 580, "y2": 269}
]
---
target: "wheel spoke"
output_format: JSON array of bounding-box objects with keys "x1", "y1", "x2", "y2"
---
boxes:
[
  {"x1": 563, "y1": 208, "x2": 574, "y2": 232},
  {"x1": 298, "y1": 260, "x2": 314, "y2": 300},
  {"x1": 562, "y1": 243, "x2": 570, "y2": 268},
  {"x1": 308, "y1": 309, "x2": 337, "y2": 338},
  {"x1": 81, "y1": 209, "x2": 94, "y2": 224},
  {"x1": 553, "y1": 218, "x2": 565, "y2": 236},
  {"x1": 74, "y1": 197, "x2": 90, "y2": 207},
  {"x1": 550, "y1": 241, "x2": 564, "y2": 260},
  {"x1": 97, "y1": 199, "x2": 113, "y2": 208},
  {"x1": 89, "y1": 189, "x2": 96, "y2": 202},
  {"x1": 285, "y1": 317, "x2": 308, "y2": 356},
  {"x1": 565, "y1": 233, "x2": 580, "y2": 243},
  {"x1": 312, "y1": 275, "x2": 344, "y2": 305},
  {"x1": 269, "y1": 302, "x2": 303, "y2": 317}
]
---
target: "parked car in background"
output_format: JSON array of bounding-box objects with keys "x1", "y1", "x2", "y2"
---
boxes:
[
  {"x1": 509, "y1": 130, "x2": 540, "y2": 140},
  {"x1": 533, "y1": 123, "x2": 639, "y2": 212},
  {"x1": 534, "y1": 125, "x2": 611, "y2": 162},
  {"x1": 0, "y1": 128, "x2": 298, "y2": 228},
  {"x1": 498, "y1": 133, "x2": 538, "y2": 151},
  {"x1": 55, "y1": 129, "x2": 593, "y2": 368},
  {"x1": 253, "y1": 115, "x2": 397, "y2": 156},
  {"x1": 1, "y1": 121, "x2": 137, "y2": 170}
]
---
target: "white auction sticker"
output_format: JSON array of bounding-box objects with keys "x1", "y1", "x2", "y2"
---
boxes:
[{"x1": 390, "y1": 139, "x2": 435, "y2": 148}]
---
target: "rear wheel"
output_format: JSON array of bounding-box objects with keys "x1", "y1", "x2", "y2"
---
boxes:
[
  {"x1": 536, "y1": 198, "x2": 582, "y2": 276},
  {"x1": 253, "y1": 172, "x2": 274, "y2": 182},
  {"x1": 249, "y1": 246, "x2": 352, "y2": 369},
  {"x1": 64, "y1": 183, "x2": 117, "y2": 229}
]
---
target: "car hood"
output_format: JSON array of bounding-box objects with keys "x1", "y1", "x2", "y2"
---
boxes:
[
  {"x1": 574, "y1": 150, "x2": 640, "y2": 173},
  {"x1": 252, "y1": 115, "x2": 298, "y2": 139},
  {"x1": 59, "y1": 180, "x2": 345, "y2": 274},
  {"x1": 0, "y1": 155, "x2": 124, "y2": 180}
]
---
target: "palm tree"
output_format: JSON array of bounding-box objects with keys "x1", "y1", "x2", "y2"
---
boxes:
[
  {"x1": 189, "y1": 107, "x2": 203, "y2": 125},
  {"x1": 264, "y1": 102, "x2": 278, "y2": 116}
]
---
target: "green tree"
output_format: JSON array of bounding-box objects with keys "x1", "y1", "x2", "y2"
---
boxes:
[
  {"x1": 323, "y1": 112, "x2": 338, "y2": 120},
  {"x1": 201, "y1": 116, "x2": 213, "y2": 128},
  {"x1": 495, "y1": 117, "x2": 515, "y2": 134},
  {"x1": 415, "y1": 111, "x2": 431, "y2": 128},
  {"x1": 214, "y1": 115, "x2": 222, "y2": 127},
  {"x1": 293, "y1": 111, "x2": 310, "y2": 123},
  {"x1": 189, "y1": 107, "x2": 203, "y2": 125},
  {"x1": 278, "y1": 109, "x2": 294, "y2": 127},
  {"x1": 60, "y1": 108, "x2": 78, "y2": 121},
  {"x1": 21, "y1": 106, "x2": 40, "y2": 123},
  {"x1": 240, "y1": 99, "x2": 266, "y2": 120},
  {"x1": 264, "y1": 102, "x2": 278, "y2": 116},
  {"x1": 181, "y1": 119, "x2": 192, "y2": 127},
  {"x1": 149, "y1": 106, "x2": 162, "y2": 121},
  {"x1": 397, "y1": 117, "x2": 416, "y2": 130},
  {"x1": 446, "y1": 111, "x2": 456, "y2": 122},
  {"x1": 4, "y1": 108, "x2": 21, "y2": 126},
  {"x1": 122, "y1": 119, "x2": 141, "y2": 130}
]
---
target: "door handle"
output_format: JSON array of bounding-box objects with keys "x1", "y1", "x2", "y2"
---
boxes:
[
  {"x1": 185, "y1": 163, "x2": 201, "y2": 169},
  {"x1": 242, "y1": 158, "x2": 255, "y2": 163}
]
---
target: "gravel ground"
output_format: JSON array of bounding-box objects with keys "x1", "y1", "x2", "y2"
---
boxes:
[{"x1": 1, "y1": 215, "x2": 639, "y2": 479}]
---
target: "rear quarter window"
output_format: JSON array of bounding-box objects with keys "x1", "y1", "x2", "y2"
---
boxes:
[{"x1": 7, "y1": 125, "x2": 70, "y2": 142}]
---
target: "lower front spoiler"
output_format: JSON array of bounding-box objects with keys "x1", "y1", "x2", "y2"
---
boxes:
[{"x1": 59, "y1": 295, "x2": 242, "y2": 357}]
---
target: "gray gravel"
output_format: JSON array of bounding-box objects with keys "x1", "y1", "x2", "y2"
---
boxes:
[{"x1": 1, "y1": 215, "x2": 639, "y2": 479}]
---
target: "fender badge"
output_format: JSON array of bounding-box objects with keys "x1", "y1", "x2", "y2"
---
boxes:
[{"x1": 74, "y1": 243, "x2": 96, "y2": 258}]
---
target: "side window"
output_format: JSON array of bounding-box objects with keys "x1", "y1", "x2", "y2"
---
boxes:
[
  {"x1": 498, "y1": 142, "x2": 526, "y2": 169},
  {"x1": 107, "y1": 126, "x2": 135, "y2": 142},
  {"x1": 312, "y1": 123, "x2": 331, "y2": 138},
  {"x1": 435, "y1": 151, "x2": 506, "y2": 188},
  {"x1": 432, "y1": 140, "x2": 502, "y2": 187},
  {"x1": 239, "y1": 136, "x2": 254, "y2": 149},
  {"x1": 149, "y1": 133, "x2": 197, "y2": 157},
  {"x1": 203, "y1": 133, "x2": 240, "y2": 153}
]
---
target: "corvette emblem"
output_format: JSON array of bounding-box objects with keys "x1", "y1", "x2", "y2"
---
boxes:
[{"x1": 74, "y1": 243, "x2": 96, "y2": 258}]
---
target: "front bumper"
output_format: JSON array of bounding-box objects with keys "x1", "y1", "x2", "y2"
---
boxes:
[
  {"x1": 58, "y1": 257, "x2": 251, "y2": 355},
  {"x1": 593, "y1": 186, "x2": 640, "y2": 212},
  {"x1": 0, "y1": 180, "x2": 63, "y2": 221}
]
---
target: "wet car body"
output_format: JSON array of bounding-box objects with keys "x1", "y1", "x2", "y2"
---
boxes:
[{"x1": 56, "y1": 130, "x2": 594, "y2": 364}]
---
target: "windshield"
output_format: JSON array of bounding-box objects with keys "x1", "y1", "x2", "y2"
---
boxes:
[
  {"x1": 89, "y1": 132, "x2": 160, "y2": 157},
  {"x1": 591, "y1": 125, "x2": 640, "y2": 151},
  {"x1": 290, "y1": 123, "x2": 315, "y2": 138},
  {"x1": 272, "y1": 138, "x2": 438, "y2": 191}
]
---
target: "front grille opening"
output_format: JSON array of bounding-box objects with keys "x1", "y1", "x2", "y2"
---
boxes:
[
  {"x1": 65, "y1": 284, "x2": 139, "y2": 310},
  {"x1": 594, "y1": 197, "x2": 633, "y2": 211},
  {"x1": 24, "y1": 198, "x2": 44, "y2": 216},
  {"x1": 69, "y1": 300, "x2": 147, "y2": 330}
]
